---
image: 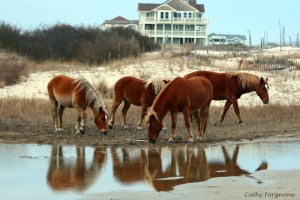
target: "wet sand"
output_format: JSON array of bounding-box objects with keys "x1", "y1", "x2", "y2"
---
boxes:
[{"x1": 80, "y1": 169, "x2": 300, "y2": 200}]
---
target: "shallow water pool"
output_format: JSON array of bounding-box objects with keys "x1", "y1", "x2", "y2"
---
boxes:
[{"x1": 0, "y1": 140, "x2": 300, "y2": 199}]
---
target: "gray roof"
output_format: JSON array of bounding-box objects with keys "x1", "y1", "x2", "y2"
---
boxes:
[{"x1": 138, "y1": 0, "x2": 205, "y2": 12}]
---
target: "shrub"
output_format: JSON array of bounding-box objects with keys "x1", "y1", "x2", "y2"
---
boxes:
[
  {"x1": 0, "y1": 22, "x2": 160, "y2": 64},
  {"x1": 0, "y1": 57, "x2": 28, "y2": 86}
]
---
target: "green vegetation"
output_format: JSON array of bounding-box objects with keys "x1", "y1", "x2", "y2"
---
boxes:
[{"x1": 0, "y1": 22, "x2": 159, "y2": 64}]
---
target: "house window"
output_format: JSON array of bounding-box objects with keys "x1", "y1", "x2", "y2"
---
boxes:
[
  {"x1": 174, "y1": 25, "x2": 179, "y2": 30},
  {"x1": 160, "y1": 12, "x2": 169, "y2": 19},
  {"x1": 174, "y1": 12, "x2": 182, "y2": 18},
  {"x1": 184, "y1": 12, "x2": 187, "y2": 18},
  {"x1": 160, "y1": 12, "x2": 164, "y2": 19},
  {"x1": 188, "y1": 13, "x2": 192, "y2": 18},
  {"x1": 146, "y1": 12, "x2": 153, "y2": 17},
  {"x1": 186, "y1": 25, "x2": 191, "y2": 30}
]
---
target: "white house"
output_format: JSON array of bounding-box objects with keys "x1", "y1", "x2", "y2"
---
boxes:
[
  {"x1": 208, "y1": 33, "x2": 247, "y2": 45},
  {"x1": 138, "y1": 0, "x2": 209, "y2": 45},
  {"x1": 101, "y1": 16, "x2": 138, "y2": 30}
]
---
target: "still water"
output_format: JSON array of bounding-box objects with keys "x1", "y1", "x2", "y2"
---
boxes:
[{"x1": 0, "y1": 140, "x2": 300, "y2": 200}]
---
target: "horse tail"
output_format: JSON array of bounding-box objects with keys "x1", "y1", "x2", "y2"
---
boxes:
[
  {"x1": 47, "y1": 78, "x2": 57, "y2": 103},
  {"x1": 202, "y1": 103, "x2": 210, "y2": 134}
]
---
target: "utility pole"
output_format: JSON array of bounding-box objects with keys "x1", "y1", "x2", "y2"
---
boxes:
[
  {"x1": 248, "y1": 30, "x2": 252, "y2": 48},
  {"x1": 279, "y1": 20, "x2": 282, "y2": 51},
  {"x1": 282, "y1": 26, "x2": 285, "y2": 46}
]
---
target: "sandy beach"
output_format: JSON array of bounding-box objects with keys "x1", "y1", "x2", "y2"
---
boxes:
[{"x1": 78, "y1": 169, "x2": 299, "y2": 200}]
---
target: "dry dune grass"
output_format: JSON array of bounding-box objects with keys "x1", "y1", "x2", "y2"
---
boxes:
[
  {"x1": 0, "y1": 97, "x2": 299, "y2": 147},
  {"x1": 1, "y1": 49, "x2": 300, "y2": 146}
]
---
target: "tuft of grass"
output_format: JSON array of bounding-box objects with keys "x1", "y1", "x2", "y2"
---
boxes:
[
  {"x1": 0, "y1": 56, "x2": 28, "y2": 86},
  {"x1": 94, "y1": 79, "x2": 113, "y2": 99}
]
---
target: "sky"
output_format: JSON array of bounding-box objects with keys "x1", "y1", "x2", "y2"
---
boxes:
[{"x1": 1, "y1": 0, "x2": 300, "y2": 45}]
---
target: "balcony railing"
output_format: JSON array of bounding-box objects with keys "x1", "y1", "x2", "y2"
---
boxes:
[
  {"x1": 141, "y1": 30, "x2": 207, "y2": 37},
  {"x1": 140, "y1": 17, "x2": 209, "y2": 25}
]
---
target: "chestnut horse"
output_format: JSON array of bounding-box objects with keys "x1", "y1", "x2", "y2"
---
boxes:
[
  {"x1": 108, "y1": 76, "x2": 168, "y2": 129},
  {"x1": 184, "y1": 71, "x2": 269, "y2": 124},
  {"x1": 47, "y1": 75, "x2": 109, "y2": 134},
  {"x1": 146, "y1": 76, "x2": 213, "y2": 143}
]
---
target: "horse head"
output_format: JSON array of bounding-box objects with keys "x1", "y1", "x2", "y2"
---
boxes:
[
  {"x1": 146, "y1": 110, "x2": 163, "y2": 143},
  {"x1": 94, "y1": 107, "x2": 109, "y2": 135},
  {"x1": 256, "y1": 77, "x2": 269, "y2": 104}
]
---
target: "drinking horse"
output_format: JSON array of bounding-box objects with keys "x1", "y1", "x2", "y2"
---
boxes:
[
  {"x1": 146, "y1": 76, "x2": 213, "y2": 143},
  {"x1": 108, "y1": 76, "x2": 168, "y2": 129},
  {"x1": 47, "y1": 75, "x2": 109, "y2": 134},
  {"x1": 184, "y1": 71, "x2": 269, "y2": 124}
]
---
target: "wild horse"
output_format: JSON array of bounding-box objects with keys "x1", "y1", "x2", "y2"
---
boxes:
[
  {"x1": 47, "y1": 75, "x2": 109, "y2": 134},
  {"x1": 184, "y1": 71, "x2": 269, "y2": 124}
]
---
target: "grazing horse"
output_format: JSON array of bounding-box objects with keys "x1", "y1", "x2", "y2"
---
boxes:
[
  {"x1": 184, "y1": 71, "x2": 269, "y2": 124},
  {"x1": 146, "y1": 76, "x2": 213, "y2": 143},
  {"x1": 108, "y1": 76, "x2": 168, "y2": 129},
  {"x1": 47, "y1": 75, "x2": 109, "y2": 134}
]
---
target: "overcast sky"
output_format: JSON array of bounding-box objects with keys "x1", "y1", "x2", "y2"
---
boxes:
[{"x1": 1, "y1": 0, "x2": 299, "y2": 45}]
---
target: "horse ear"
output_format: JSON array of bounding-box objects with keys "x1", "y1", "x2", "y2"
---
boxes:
[
  {"x1": 260, "y1": 77, "x2": 264, "y2": 84},
  {"x1": 99, "y1": 107, "x2": 105, "y2": 113},
  {"x1": 265, "y1": 77, "x2": 269, "y2": 84},
  {"x1": 163, "y1": 79, "x2": 170, "y2": 84}
]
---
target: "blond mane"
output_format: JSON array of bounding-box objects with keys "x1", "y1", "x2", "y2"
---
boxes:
[
  {"x1": 145, "y1": 77, "x2": 169, "y2": 95},
  {"x1": 73, "y1": 77, "x2": 107, "y2": 113},
  {"x1": 225, "y1": 72, "x2": 260, "y2": 90}
]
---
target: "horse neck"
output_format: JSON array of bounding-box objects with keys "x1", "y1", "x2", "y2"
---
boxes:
[
  {"x1": 239, "y1": 77, "x2": 259, "y2": 94},
  {"x1": 153, "y1": 99, "x2": 169, "y2": 122},
  {"x1": 90, "y1": 98, "x2": 101, "y2": 116}
]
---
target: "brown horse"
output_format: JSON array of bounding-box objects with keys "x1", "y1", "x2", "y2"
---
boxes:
[
  {"x1": 47, "y1": 75, "x2": 109, "y2": 134},
  {"x1": 146, "y1": 76, "x2": 213, "y2": 143},
  {"x1": 184, "y1": 71, "x2": 269, "y2": 124},
  {"x1": 108, "y1": 76, "x2": 168, "y2": 129}
]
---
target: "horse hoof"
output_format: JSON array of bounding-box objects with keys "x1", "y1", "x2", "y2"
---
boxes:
[
  {"x1": 108, "y1": 124, "x2": 113, "y2": 129},
  {"x1": 137, "y1": 126, "x2": 143, "y2": 130},
  {"x1": 188, "y1": 139, "x2": 194, "y2": 144},
  {"x1": 239, "y1": 122, "x2": 245, "y2": 126},
  {"x1": 80, "y1": 130, "x2": 85, "y2": 134},
  {"x1": 167, "y1": 138, "x2": 176, "y2": 143},
  {"x1": 123, "y1": 125, "x2": 129, "y2": 129},
  {"x1": 162, "y1": 126, "x2": 168, "y2": 130}
]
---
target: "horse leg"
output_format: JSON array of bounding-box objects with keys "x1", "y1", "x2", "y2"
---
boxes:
[
  {"x1": 197, "y1": 104, "x2": 210, "y2": 140},
  {"x1": 121, "y1": 100, "x2": 131, "y2": 129},
  {"x1": 137, "y1": 104, "x2": 148, "y2": 129},
  {"x1": 50, "y1": 100, "x2": 59, "y2": 132},
  {"x1": 231, "y1": 98, "x2": 243, "y2": 124},
  {"x1": 75, "y1": 106, "x2": 87, "y2": 134},
  {"x1": 183, "y1": 108, "x2": 193, "y2": 143},
  {"x1": 57, "y1": 105, "x2": 65, "y2": 132},
  {"x1": 108, "y1": 94, "x2": 123, "y2": 129},
  {"x1": 217, "y1": 100, "x2": 232, "y2": 125},
  {"x1": 75, "y1": 115, "x2": 81, "y2": 134},
  {"x1": 192, "y1": 110, "x2": 201, "y2": 139},
  {"x1": 168, "y1": 112, "x2": 177, "y2": 143}
]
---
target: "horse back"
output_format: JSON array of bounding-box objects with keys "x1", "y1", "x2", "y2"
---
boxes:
[
  {"x1": 184, "y1": 76, "x2": 213, "y2": 110},
  {"x1": 47, "y1": 75, "x2": 86, "y2": 108},
  {"x1": 185, "y1": 71, "x2": 238, "y2": 100},
  {"x1": 114, "y1": 76, "x2": 148, "y2": 106},
  {"x1": 160, "y1": 77, "x2": 212, "y2": 112}
]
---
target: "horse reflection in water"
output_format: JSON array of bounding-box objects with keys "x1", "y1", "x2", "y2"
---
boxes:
[
  {"x1": 111, "y1": 145, "x2": 267, "y2": 191},
  {"x1": 47, "y1": 145, "x2": 107, "y2": 191}
]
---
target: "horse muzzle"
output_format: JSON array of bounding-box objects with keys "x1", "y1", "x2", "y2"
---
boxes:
[
  {"x1": 101, "y1": 130, "x2": 108, "y2": 135},
  {"x1": 148, "y1": 138, "x2": 157, "y2": 143},
  {"x1": 263, "y1": 99, "x2": 269, "y2": 104}
]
